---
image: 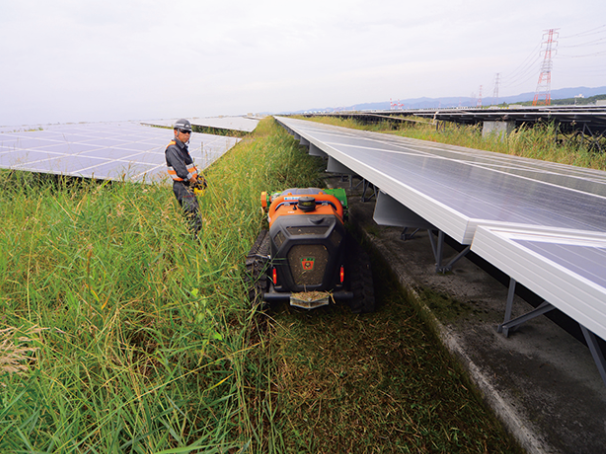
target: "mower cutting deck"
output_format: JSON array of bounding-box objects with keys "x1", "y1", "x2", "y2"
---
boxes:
[{"x1": 245, "y1": 188, "x2": 375, "y2": 313}]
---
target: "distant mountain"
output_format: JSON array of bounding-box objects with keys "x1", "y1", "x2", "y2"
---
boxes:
[{"x1": 292, "y1": 86, "x2": 606, "y2": 113}]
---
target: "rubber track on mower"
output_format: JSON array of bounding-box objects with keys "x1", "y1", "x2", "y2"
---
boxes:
[
  {"x1": 348, "y1": 243, "x2": 376, "y2": 314},
  {"x1": 245, "y1": 230, "x2": 270, "y2": 307}
]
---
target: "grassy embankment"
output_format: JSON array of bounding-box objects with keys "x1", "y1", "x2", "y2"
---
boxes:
[
  {"x1": 1, "y1": 118, "x2": 521, "y2": 453},
  {"x1": 302, "y1": 115, "x2": 606, "y2": 171}
]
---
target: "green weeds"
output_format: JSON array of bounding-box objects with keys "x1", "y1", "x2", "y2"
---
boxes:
[{"x1": 417, "y1": 287, "x2": 473, "y2": 323}]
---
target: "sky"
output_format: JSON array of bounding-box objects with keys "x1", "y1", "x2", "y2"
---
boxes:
[{"x1": 1, "y1": 0, "x2": 605, "y2": 126}]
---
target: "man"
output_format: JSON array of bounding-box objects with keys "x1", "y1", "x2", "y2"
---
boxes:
[{"x1": 165, "y1": 118, "x2": 207, "y2": 236}]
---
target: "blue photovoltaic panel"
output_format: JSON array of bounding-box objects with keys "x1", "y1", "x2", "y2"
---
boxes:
[
  {"x1": 25, "y1": 156, "x2": 107, "y2": 174},
  {"x1": 0, "y1": 150, "x2": 62, "y2": 166},
  {"x1": 42, "y1": 143, "x2": 105, "y2": 154},
  {"x1": 116, "y1": 142, "x2": 163, "y2": 152},
  {"x1": 78, "y1": 138, "x2": 132, "y2": 147},
  {"x1": 0, "y1": 121, "x2": 240, "y2": 184},
  {"x1": 513, "y1": 240, "x2": 606, "y2": 289},
  {"x1": 124, "y1": 152, "x2": 166, "y2": 165},
  {"x1": 1, "y1": 137, "x2": 65, "y2": 149},
  {"x1": 81, "y1": 148, "x2": 141, "y2": 160}
]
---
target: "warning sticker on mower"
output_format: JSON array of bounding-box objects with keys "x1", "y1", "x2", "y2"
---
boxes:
[{"x1": 300, "y1": 257, "x2": 315, "y2": 271}]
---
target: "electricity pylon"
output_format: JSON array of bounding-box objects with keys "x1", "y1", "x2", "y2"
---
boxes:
[{"x1": 533, "y1": 29, "x2": 559, "y2": 106}]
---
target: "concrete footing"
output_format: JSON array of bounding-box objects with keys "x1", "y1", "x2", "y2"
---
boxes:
[{"x1": 482, "y1": 121, "x2": 515, "y2": 139}]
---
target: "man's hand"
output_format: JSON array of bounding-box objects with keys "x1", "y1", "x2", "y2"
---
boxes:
[{"x1": 190, "y1": 176, "x2": 208, "y2": 191}]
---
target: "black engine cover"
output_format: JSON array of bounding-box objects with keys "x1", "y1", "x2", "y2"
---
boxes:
[{"x1": 269, "y1": 214, "x2": 346, "y2": 293}]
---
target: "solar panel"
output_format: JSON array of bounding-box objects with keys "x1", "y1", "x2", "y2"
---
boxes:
[
  {"x1": 144, "y1": 116, "x2": 259, "y2": 133},
  {"x1": 0, "y1": 121, "x2": 240, "y2": 183},
  {"x1": 472, "y1": 225, "x2": 606, "y2": 341}
]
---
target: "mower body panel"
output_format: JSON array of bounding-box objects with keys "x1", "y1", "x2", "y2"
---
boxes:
[
  {"x1": 247, "y1": 187, "x2": 374, "y2": 313},
  {"x1": 266, "y1": 189, "x2": 347, "y2": 296}
]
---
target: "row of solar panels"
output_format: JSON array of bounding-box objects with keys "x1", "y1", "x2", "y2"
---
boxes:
[
  {"x1": 275, "y1": 116, "x2": 606, "y2": 345},
  {"x1": 143, "y1": 116, "x2": 260, "y2": 133},
  {"x1": 0, "y1": 122, "x2": 240, "y2": 183},
  {"x1": 326, "y1": 106, "x2": 606, "y2": 136}
]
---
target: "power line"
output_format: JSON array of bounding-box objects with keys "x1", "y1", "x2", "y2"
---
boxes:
[
  {"x1": 559, "y1": 50, "x2": 606, "y2": 58},
  {"x1": 501, "y1": 71, "x2": 540, "y2": 91},
  {"x1": 559, "y1": 24, "x2": 606, "y2": 39},
  {"x1": 501, "y1": 43, "x2": 542, "y2": 81},
  {"x1": 500, "y1": 57, "x2": 541, "y2": 88},
  {"x1": 559, "y1": 36, "x2": 606, "y2": 49},
  {"x1": 492, "y1": 73, "x2": 500, "y2": 104},
  {"x1": 485, "y1": 25, "x2": 605, "y2": 101}
]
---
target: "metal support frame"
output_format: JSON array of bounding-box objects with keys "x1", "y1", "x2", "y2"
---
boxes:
[
  {"x1": 345, "y1": 174, "x2": 363, "y2": 189},
  {"x1": 361, "y1": 179, "x2": 378, "y2": 202},
  {"x1": 498, "y1": 301, "x2": 555, "y2": 337},
  {"x1": 497, "y1": 277, "x2": 556, "y2": 337},
  {"x1": 373, "y1": 191, "x2": 435, "y2": 232},
  {"x1": 584, "y1": 123, "x2": 604, "y2": 154},
  {"x1": 580, "y1": 325, "x2": 606, "y2": 387},
  {"x1": 401, "y1": 227, "x2": 420, "y2": 241},
  {"x1": 427, "y1": 229, "x2": 470, "y2": 273},
  {"x1": 497, "y1": 278, "x2": 606, "y2": 387},
  {"x1": 326, "y1": 156, "x2": 354, "y2": 175},
  {"x1": 435, "y1": 120, "x2": 447, "y2": 132},
  {"x1": 573, "y1": 123, "x2": 605, "y2": 154}
]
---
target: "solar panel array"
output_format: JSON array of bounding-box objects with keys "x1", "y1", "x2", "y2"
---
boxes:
[
  {"x1": 317, "y1": 105, "x2": 606, "y2": 136},
  {"x1": 0, "y1": 122, "x2": 240, "y2": 183},
  {"x1": 277, "y1": 117, "x2": 606, "y2": 241},
  {"x1": 276, "y1": 116, "x2": 606, "y2": 342},
  {"x1": 144, "y1": 116, "x2": 259, "y2": 133}
]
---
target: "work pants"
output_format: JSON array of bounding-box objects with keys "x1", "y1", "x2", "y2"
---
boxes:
[{"x1": 172, "y1": 181, "x2": 203, "y2": 234}]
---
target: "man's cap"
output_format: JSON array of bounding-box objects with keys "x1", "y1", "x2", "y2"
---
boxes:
[{"x1": 174, "y1": 118, "x2": 192, "y2": 132}]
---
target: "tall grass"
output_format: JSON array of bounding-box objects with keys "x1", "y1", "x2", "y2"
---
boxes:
[
  {"x1": 0, "y1": 118, "x2": 323, "y2": 453},
  {"x1": 301, "y1": 115, "x2": 606, "y2": 171}
]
